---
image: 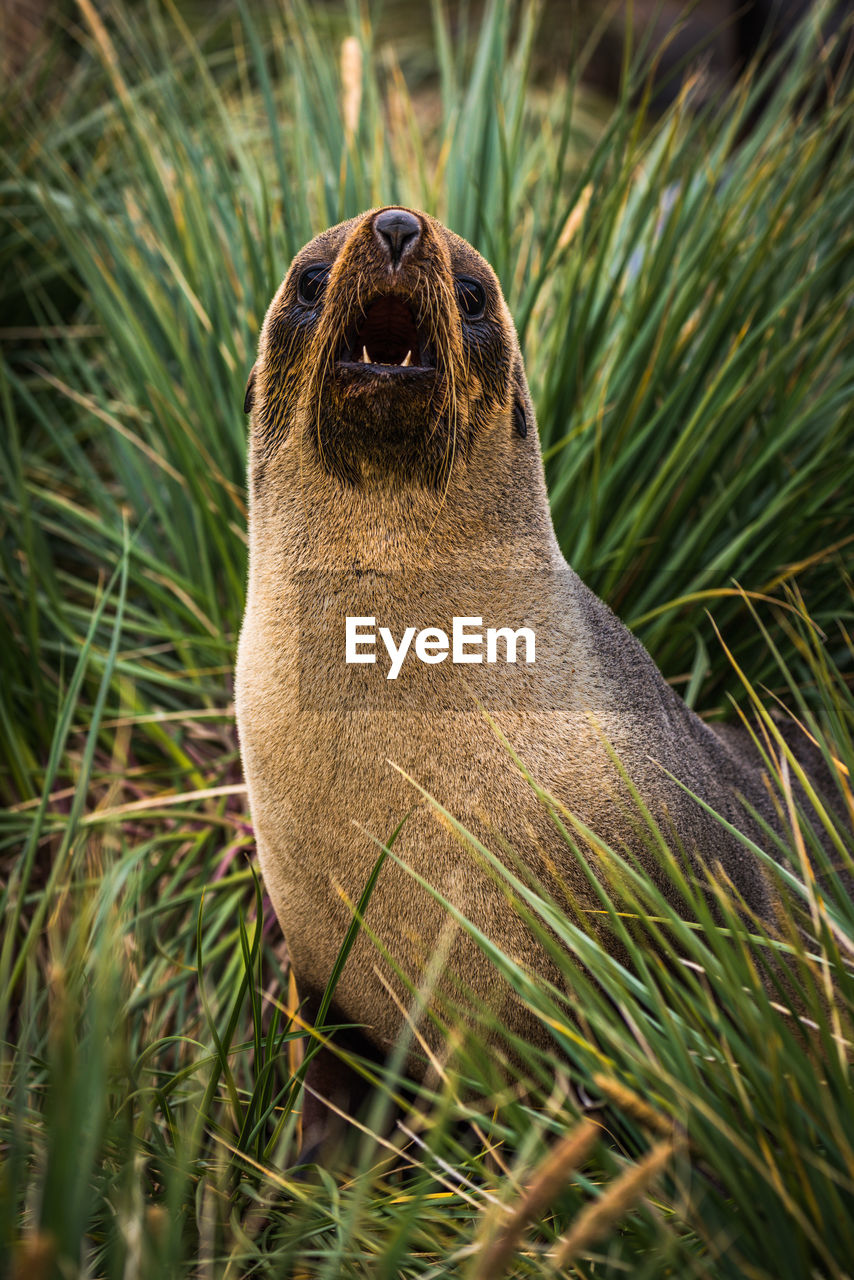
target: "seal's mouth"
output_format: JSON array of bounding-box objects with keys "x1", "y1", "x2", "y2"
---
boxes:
[{"x1": 336, "y1": 295, "x2": 435, "y2": 375}]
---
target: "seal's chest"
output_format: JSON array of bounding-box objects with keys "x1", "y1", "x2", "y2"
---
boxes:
[{"x1": 288, "y1": 570, "x2": 573, "y2": 720}]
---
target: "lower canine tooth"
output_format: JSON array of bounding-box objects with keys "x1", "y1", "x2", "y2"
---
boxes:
[
  {"x1": 361, "y1": 345, "x2": 371, "y2": 364},
  {"x1": 401, "y1": 350, "x2": 412, "y2": 367}
]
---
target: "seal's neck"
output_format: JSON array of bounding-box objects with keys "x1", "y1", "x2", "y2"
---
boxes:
[{"x1": 251, "y1": 430, "x2": 561, "y2": 575}]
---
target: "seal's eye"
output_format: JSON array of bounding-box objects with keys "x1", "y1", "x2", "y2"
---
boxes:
[
  {"x1": 298, "y1": 264, "x2": 331, "y2": 305},
  {"x1": 454, "y1": 276, "x2": 486, "y2": 320}
]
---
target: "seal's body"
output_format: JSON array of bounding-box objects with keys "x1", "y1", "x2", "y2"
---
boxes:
[{"x1": 236, "y1": 207, "x2": 794, "y2": 1105}]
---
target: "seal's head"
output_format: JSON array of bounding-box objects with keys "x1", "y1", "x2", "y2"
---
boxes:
[{"x1": 244, "y1": 206, "x2": 531, "y2": 488}]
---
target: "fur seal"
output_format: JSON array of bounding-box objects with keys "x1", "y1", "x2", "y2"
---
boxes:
[{"x1": 235, "y1": 206, "x2": 830, "y2": 1149}]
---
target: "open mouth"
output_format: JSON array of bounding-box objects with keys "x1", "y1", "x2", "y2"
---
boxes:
[{"x1": 337, "y1": 295, "x2": 434, "y2": 373}]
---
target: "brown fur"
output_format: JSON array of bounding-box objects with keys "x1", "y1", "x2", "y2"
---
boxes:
[{"x1": 236, "y1": 207, "x2": 814, "y2": 1098}]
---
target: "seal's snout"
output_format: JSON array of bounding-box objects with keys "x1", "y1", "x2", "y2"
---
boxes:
[
  {"x1": 373, "y1": 208, "x2": 421, "y2": 268},
  {"x1": 326, "y1": 206, "x2": 440, "y2": 378}
]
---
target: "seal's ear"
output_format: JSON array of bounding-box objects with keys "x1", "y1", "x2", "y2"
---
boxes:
[
  {"x1": 512, "y1": 367, "x2": 528, "y2": 439},
  {"x1": 243, "y1": 364, "x2": 256, "y2": 415}
]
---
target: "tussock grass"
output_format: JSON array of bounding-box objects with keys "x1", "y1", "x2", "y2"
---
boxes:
[{"x1": 1, "y1": 1, "x2": 853, "y2": 1275}]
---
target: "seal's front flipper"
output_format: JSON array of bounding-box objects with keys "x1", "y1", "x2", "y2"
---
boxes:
[{"x1": 294, "y1": 1025, "x2": 382, "y2": 1172}]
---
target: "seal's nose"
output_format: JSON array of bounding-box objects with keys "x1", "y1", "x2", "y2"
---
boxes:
[{"x1": 373, "y1": 208, "x2": 421, "y2": 268}]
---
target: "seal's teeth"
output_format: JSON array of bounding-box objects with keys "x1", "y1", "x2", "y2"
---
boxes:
[
  {"x1": 401, "y1": 350, "x2": 412, "y2": 367},
  {"x1": 361, "y1": 345, "x2": 371, "y2": 364}
]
